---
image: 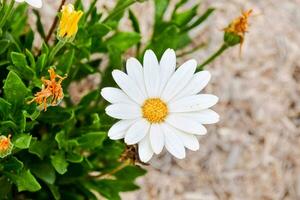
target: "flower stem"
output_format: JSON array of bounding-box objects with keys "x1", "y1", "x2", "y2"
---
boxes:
[
  {"x1": 91, "y1": 161, "x2": 130, "y2": 179},
  {"x1": 45, "y1": 0, "x2": 66, "y2": 44},
  {"x1": 103, "y1": 0, "x2": 136, "y2": 23},
  {"x1": 197, "y1": 43, "x2": 229, "y2": 71},
  {"x1": 48, "y1": 40, "x2": 66, "y2": 64},
  {"x1": 0, "y1": 0, "x2": 15, "y2": 29}
]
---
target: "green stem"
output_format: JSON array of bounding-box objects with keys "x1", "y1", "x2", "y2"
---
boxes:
[
  {"x1": 0, "y1": 0, "x2": 15, "y2": 29},
  {"x1": 91, "y1": 161, "x2": 130, "y2": 179},
  {"x1": 197, "y1": 43, "x2": 229, "y2": 71},
  {"x1": 48, "y1": 40, "x2": 66, "y2": 64},
  {"x1": 103, "y1": 0, "x2": 136, "y2": 23},
  {"x1": 177, "y1": 42, "x2": 207, "y2": 57},
  {"x1": 85, "y1": 0, "x2": 97, "y2": 22}
]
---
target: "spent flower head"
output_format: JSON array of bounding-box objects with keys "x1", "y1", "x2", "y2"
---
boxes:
[
  {"x1": 28, "y1": 68, "x2": 67, "y2": 111},
  {"x1": 58, "y1": 4, "x2": 83, "y2": 41},
  {"x1": 0, "y1": 134, "x2": 13, "y2": 158},
  {"x1": 224, "y1": 9, "x2": 253, "y2": 48}
]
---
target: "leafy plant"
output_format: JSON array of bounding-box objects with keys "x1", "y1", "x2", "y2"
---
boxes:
[{"x1": 0, "y1": 0, "x2": 247, "y2": 199}]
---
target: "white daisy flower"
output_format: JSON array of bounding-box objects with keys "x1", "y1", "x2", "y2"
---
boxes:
[
  {"x1": 14, "y1": 0, "x2": 43, "y2": 8},
  {"x1": 101, "y1": 49, "x2": 219, "y2": 162}
]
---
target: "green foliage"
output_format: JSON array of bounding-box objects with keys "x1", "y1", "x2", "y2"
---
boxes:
[{"x1": 0, "y1": 0, "x2": 230, "y2": 199}]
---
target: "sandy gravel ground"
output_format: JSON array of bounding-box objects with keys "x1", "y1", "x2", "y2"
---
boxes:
[{"x1": 39, "y1": 0, "x2": 300, "y2": 199}]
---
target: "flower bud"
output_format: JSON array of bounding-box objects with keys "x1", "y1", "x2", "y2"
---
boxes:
[{"x1": 58, "y1": 4, "x2": 83, "y2": 41}]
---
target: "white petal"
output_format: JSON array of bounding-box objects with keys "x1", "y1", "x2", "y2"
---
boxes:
[
  {"x1": 149, "y1": 124, "x2": 164, "y2": 154},
  {"x1": 175, "y1": 71, "x2": 211, "y2": 99},
  {"x1": 112, "y1": 70, "x2": 146, "y2": 104},
  {"x1": 169, "y1": 94, "x2": 219, "y2": 112},
  {"x1": 25, "y1": 0, "x2": 43, "y2": 8},
  {"x1": 125, "y1": 119, "x2": 150, "y2": 145},
  {"x1": 138, "y1": 136, "x2": 153, "y2": 163},
  {"x1": 166, "y1": 114, "x2": 207, "y2": 135},
  {"x1": 164, "y1": 124, "x2": 199, "y2": 151},
  {"x1": 101, "y1": 87, "x2": 134, "y2": 104},
  {"x1": 161, "y1": 59, "x2": 197, "y2": 102},
  {"x1": 178, "y1": 109, "x2": 220, "y2": 124},
  {"x1": 159, "y1": 49, "x2": 176, "y2": 94},
  {"x1": 105, "y1": 103, "x2": 141, "y2": 120},
  {"x1": 126, "y1": 58, "x2": 148, "y2": 97},
  {"x1": 143, "y1": 50, "x2": 160, "y2": 97},
  {"x1": 161, "y1": 123, "x2": 186, "y2": 159},
  {"x1": 108, "y1": 120, "x2": 136, "y2": 140},
  {"x1": 176, "y1": 132, "x2": 200, "y2": 151}
]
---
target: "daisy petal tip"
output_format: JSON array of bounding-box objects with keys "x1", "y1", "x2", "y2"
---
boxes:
[
  {"x1": 213, "y1": 95, "x2": 220, "y2": 104},
  {"x1": 165, "y1": 48, "x2": 176, "y2": 54},
  {"x1": 175, "y1": 152, "x2": 186, "y2": 160},
  {"x1": 189, "y1": 59, "x2": 198, "y2": 66},
  {"x1": 139, "y1": 154, "x2": 152, "y2": 163},
  {"x1": 202, "y1": 70, "x2": 211, "y2": 78},
  {"x1": 124, "y1": 134, "x2": 140, "y2": 145},
  {"x1": 145, "y1": 49, "x2": 155, "y2": 54}
]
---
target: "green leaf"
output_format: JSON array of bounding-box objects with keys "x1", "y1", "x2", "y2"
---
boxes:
[
  {"x1": 25, "y1": 49, "x2": 36, "y2": 69},
  {"x1": 66, "y1": 152, "x2": 83, "y2": 163},
  {"x1": 2, "y1": 156, "x2": 24, "y2": 171},
  {"x1": 36, "y1": 53, "x2": 47, "y2": 74},
  {"x1": 88, "y1": 23, "x2": 111, "y2": 37},
  {"x1": 172, "y1": 5, "x2": 198, "y2": 27},
  {"x1": 30, "y1": 160, "x2": 56, "y2": 184},
  {"x1": 11, "y1": 52, "x2": 27, "y2": 68},
  {"x1": 51, "y1": 152, "x2": 69, "y2": 175},
  {"x1": 38, "y1": 107, "x2": 73, "y2": 124},
  {"x1": 106, "y1": 32, "x2": 141, "y2": 52},
  {"x1": 5, "y1": 169, "x2": 41, "y2": 192},
  {"x1": 3, "y1": 71, "x2": 28, "y2": 109},
  {"x1": 0, "y1": 98, "x2": 11, "y2": 119},
  {"x1": 0, "y1": 176, "x2": 12, "y2": 198},
  {"x1": 128, "y1": 10, "x2": 141, "y2": 33},
  {"x1": 33, "y1": 10, "x2": 46, "y2": 39},
  {"x1": 115, "y1": 166, "x2": 146, "y2": 181},
  {"x1": 55, "y1": 131, "x2": 67, "y2": 150},
  {"x1": 29, "y1": 138, "x2": 53, "y2": 159},
  {"x1": 78, "y1": 90, "x2": 99, "y2": 108},
  {"x1": 59, "y1": 48, "x2": 75, "y2": 74},
  {"x1": 154, "y1": 0, "x2": 169, "y2": 25},
  {"x1": 181, "y1": 8, "x2": 215, "y2": 32},
  {"x1": 148, "y1": 25, "x2": 180, "y2": 58},
  {"x1": 13, "y1": 134, "x2": 32, "y2": 149},
  {"x1": 47, "y1": 183, "x2": 61, "y2": 200},
  {"x1": 173, "y1": 0, "x2": 188, "y2": 11},
  {"x1": 0, "y1": 39, "x2": 10, "y2": 54},
  {"x1": 77, "y1": 132, "x2": 106, "y2": 149}
]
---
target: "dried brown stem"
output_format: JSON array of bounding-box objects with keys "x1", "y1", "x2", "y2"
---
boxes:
[{"x1": 45, "y1": 0, "x2": 66, "y2": 44}]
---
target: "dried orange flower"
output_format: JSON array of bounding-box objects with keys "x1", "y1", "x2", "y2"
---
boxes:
[
  {"x1": 0, "y1": 135, "x2": 13, "y2": 158},
  {"x1": 28, "y1": 68, "x2": 67, "y2": 111},
  {"x1": 224, "y1": 9, "x2": 253, "y2": 49}
]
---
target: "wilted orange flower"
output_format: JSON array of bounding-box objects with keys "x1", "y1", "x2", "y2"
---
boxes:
[
  {"x1": 0, "y1": 135, "x2": 13, "y2": 158},
  {"x1": 28, "y1": 68, "x2": 67, "y2": 111},
  {"x1": 224, "y1": 9, "x2": 253, "y2": 48}
]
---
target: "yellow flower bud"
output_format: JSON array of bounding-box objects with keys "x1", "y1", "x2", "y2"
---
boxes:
[{"x1": 58, "y1": 4, "x2": 83, "y2": 40}]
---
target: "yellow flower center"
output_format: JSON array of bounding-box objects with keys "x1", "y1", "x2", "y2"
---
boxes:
[{"x1": 142, "y1": 98, "x2": 168, "y2": 123}]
